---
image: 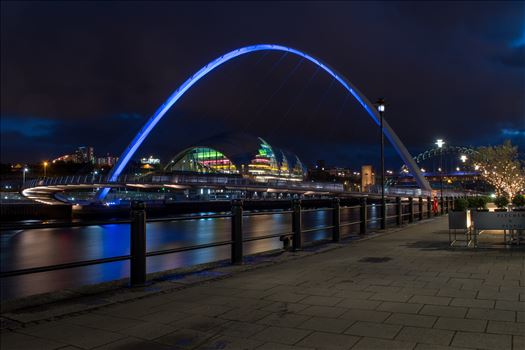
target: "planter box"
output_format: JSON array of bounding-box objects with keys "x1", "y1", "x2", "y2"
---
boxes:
[
  {"x1": 472, "y1": 211, "x2": 525, "y2": 230},
  {"x1": 449, "y1": 211, "x2": 471, "y2": 229}
]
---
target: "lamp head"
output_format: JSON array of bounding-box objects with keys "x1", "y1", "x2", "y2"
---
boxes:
[
  {"x1": 435, "y1": 139, "x2": 445, "y2": 148},
  {"x1": 376, "y1": 98, "x2": 385, "y2": 112}
]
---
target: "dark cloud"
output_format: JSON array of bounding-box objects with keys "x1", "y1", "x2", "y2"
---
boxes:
[{"x1": 1, "y1": 1, "x2": 524, "y2": 168}]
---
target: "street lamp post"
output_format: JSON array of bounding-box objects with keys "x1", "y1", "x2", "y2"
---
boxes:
[
  {"x1": 43, "y1": 161, "x2": 48, "y2": 178},
  {"x1": 22, "y1": 167, "x2": 28, "y2": 187},
  {"x1": 435, "y1": 139, "x2": 445, "y2": 214},
  {"x1": 376, "y1": 98, "x2": 386, "y2": 229}
]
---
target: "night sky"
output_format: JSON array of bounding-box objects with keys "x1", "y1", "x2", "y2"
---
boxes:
[{"x1": 1, "y1": 1, "x2": 524, "y2": 169}]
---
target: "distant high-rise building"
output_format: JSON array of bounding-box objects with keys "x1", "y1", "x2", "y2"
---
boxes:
[
  {"x1": 75, "y1": 146, "x2": 95, "y2": 164},
  {"x1": 361, "y1": 165, "x2": 375, "y2": 191},
  {"x1": 96, "y1": 154, "x2": 119, "y2": 167}
]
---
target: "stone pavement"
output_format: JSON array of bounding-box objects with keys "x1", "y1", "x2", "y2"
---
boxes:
[{"x1": 1, "y1": 217, "x2": 524, "y2": 350}]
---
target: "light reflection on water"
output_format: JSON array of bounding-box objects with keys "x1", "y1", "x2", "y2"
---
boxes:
[{"x1": 1, "y1": 209, "x2": 367, "y2": 300}]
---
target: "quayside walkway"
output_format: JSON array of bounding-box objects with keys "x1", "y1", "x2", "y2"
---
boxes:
[{"x1": 1, "y1": 217, "x2": 524, "y2": 350}]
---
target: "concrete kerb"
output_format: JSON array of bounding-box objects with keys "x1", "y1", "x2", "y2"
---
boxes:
[{"x1": 0, "y1": 216, "x2": 441, "y2": 330}]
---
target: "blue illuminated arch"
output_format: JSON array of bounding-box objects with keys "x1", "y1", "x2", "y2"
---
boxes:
[{"x1": 98, "y1": 44, "x2": 430, "y2": 199}]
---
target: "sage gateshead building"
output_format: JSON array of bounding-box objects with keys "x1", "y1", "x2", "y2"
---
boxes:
[{"x1": 164, "y1": 133, "x2": 306, "y2": 182}]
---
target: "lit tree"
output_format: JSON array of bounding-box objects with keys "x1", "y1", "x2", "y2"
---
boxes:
[{"x1": 471, "y1": 140, "x2": 525, "y2": 199}]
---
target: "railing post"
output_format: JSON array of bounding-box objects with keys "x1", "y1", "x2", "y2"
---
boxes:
[
  {"x1": 418, "y1": 196, "x2": 424, "y2": 221},
  {"x1": 360, "y1": 197, "x2": 367, "y2": 235},
  {"x1": 231, "y1": 199, "x2": 243, "y2": 265},
  {"x1": 396, "y1": 196, "x2": 402, "y2": 226},
  {"x1": 130, "y1": 201, "x2": 146, "y2": 287},
  {"x1": 427, "y1": 196, "x2": 432, "y2": 219},
  {"x1": 332, "y1": 198, "x2": 341, "y2": 242},
  {"x1": 408, "y1": 197, "x2": 414, "y2": 223},
  {"x1": 292, "y1": 199, "x2": 302, "y2": 250}
]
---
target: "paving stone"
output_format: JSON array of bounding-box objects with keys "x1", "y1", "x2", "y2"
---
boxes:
[
  {"x1": 477, "y1": 290, "x2": 519, "y2": 301},
  {"x1": 297, "y1": 316, "x2": 354, "y2": 334},
  {"x1": 296, "y1": 331, "x2": 360, "y2": 350},
  {"x1": 300, "y1": 295, "x2": 343, "y2": 306},
  {"x1": 517, "y1": 311, "x2": 525, "y2": 322},
  {"x1": 257, "y1": 312, "x2": 311, "y2": 328},
  {"x1": 378, "y1": 301, "x2": 423, "y2": 314},
  {"x1": 434, "y1": 316, "x2": 487, "y2": 332},
  {"x1": 339, "y1": 309, "x2": 391, "y2": 323},
  {"x1": 138, "y1": 309, "x2": 191, "y2": 324},
  {"x1": 414, "y1": 344, "x2": 471, "y2": 350},
  {"x1": 400, "y1": 287, "x2": 438, "y2": 296},
  {"x1": 156, "y1": 328, "x2": 215, "y2": 348},
  {"x1": 344, "y1": 321, "x2": 402, "y2": 339},
  {"x1": 436, "y1": 288, "x2": 477, "y2": 299},
  {"x1": 297, "y1": 287, "x2": 338, "y2": 296},
  {"x1": 351, "y1": 337, "x2": 416, "y2": 350},
  {"x1": 336, "y1": 298, "x2": 382, "y2": 310},
  {"x1": 494, "y1": 300, "x2": 525, "y2": 311},
  {"x1": 218, "y1": 308, "x2": 270, "y2": 322},
  {"x1": 333, "y1": 290, "x2": 375, "y2": 299},
  {"x1": 171, "y1": 315, "x2": 229, "y2": 332},
  {"x1": 409, "y1": 295, "x2": 451, "y2": 306},
  {"x1": 450, "y1": 297, "x2": 495, "y2": 308},
  {"x1": 92, "y1": 337, "x2": 174, "y2": 350},
  {"x1": 466, "y1": 308, "x2": 516, "y2": 322},
  {"x1": 256, "y1": 342, "x2": 315, "y2": 350},
  {"x1": 419, "y1": 305, "x2": 468, "y2": 318},
  {"x1": 486, "y1": 320, "x2": 525, "y2": 336},
  {"x1": 199, "y1": 335, "x2": 263, "y2": 350},
  {"x1": 63, "y1": 313, "x2": 144, "y2": 331},
  {"x1": 219, "y1": 321, "x2": 267, "y2": 338},
  {"x1": 395, "y1": 326, "x2": 454, "y2": 346},
  {"x1": 260, "y1": 302, "x2": 310, "y2": 314},
  {"x1": 0, "y1": 331, "x2": 65, "y2": 350},
  {"x1": 253, "y1": 326, "x2": 311, "y2": 345},
  {"x1": 451, "y1": 331, "x2": 512, "y2": 350},
  {"x1": 513, "y1": 335, "x2": 525, "y2": 350},
  {"x1": 117, "y1": 321, "x2": 177, "y2": 340},
  {"x1": 298, "y1": 305, "x2": 347, "y2": 318},
  {"x1": 385, "y1": 313, "x2": 437, "y2": 328},
  {"x1": 265, "y1": 292, "x2": 308, "y2": 303},
  {"x1": 185, "y1": 303, "x2": 232, "y2": 317},
  {"x1": 17, "y1": 321, "x2": 126, "y2": 349},
  {"x1": 369, "y1": 292, "x2": 413, "y2": 302}
]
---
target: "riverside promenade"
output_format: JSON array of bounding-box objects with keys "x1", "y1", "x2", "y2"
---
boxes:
[{"x1": 1, "y1": 217, "x2": 524, "y2": 350}]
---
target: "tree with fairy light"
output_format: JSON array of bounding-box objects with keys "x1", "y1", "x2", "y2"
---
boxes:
[{"x1": 471, "y1": 140, "x2": 525, "y2": 199}]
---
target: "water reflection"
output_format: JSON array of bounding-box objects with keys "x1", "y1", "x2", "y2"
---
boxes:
[{"x1": 1, "y1": 209, "x2": 365, "y2": 300}]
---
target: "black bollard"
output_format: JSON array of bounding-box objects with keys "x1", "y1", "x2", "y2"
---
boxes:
[{"x1": 130, "y1": 201, "x2": 146, "y2": 287}]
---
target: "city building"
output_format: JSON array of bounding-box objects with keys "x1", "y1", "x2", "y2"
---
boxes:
[
  {"x1": 96, "y1": 154, "x2": 119, "y2": 167},
  {"x1": 165, "y1": 134, "x2": 305, "y2": 182},
  {"x1": 361, "y1": 165, "x2": 375, "y2": 191},
  {"x1": 75, "y1": 146, "x2": 94, "y2": 164}
]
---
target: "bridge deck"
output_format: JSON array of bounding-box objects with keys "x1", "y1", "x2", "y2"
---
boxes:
[{"x1": 2, "y1": 217, "x2": 523, "y2": 350}]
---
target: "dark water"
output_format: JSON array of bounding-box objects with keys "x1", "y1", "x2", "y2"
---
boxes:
[{"x1": 0, "y1": 206, "x2": 391, "y2": 300}]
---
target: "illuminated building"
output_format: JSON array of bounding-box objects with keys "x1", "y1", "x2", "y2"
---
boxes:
[
  {"x1": 165, "y1": 134, "x2": 305, "y2": 181},
  {"x1": 96, "y1": 154, "x2": 119, "y2": 167},
  {"x1": 361, "y1": 165, "x2": 375, "y2": 191},
  {"x1": 140, "y1": 156, "x2": 161, "y2": 165},
  {"x1": 76, "y1": 146, "x2": 94, "y2": 164}
]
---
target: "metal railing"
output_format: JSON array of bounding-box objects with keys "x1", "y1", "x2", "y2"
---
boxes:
[{"x1": 0, "y1": 196, "x2": 450, "y2": 286}]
